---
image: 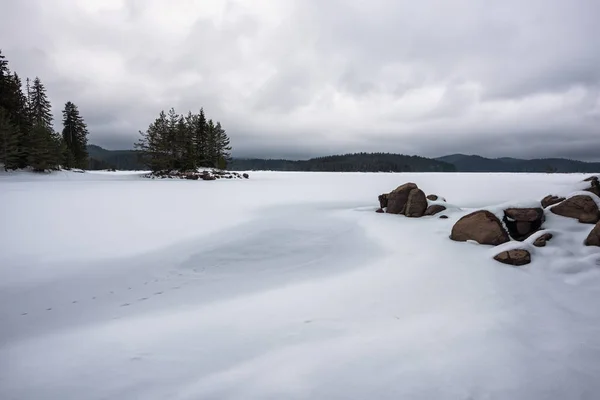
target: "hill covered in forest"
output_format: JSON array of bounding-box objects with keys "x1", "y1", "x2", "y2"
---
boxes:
[
  {"x1": 436, "y1": 154, "x2": 600, "y2": 173},
  {"x1": 87, "y1": 145, "x2": 600, "y2": 173},
  {"x1": 229, "y1": 153, "x2": 456, "y2": 172}
]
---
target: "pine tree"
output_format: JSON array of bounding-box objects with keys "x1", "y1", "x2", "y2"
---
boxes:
[
  {"x1": 62, "y1": 101, "x2": 89, "y2": 169},
  {"x1": 195, "y1": 108, "x2": 207, "y2": 167},
  {"x1": 0, "y1": 108, "x2": 22, "y2": 169},
  {"x1": 28, "y1": 77, "x2": 55, "y2": 171},
  {"x1": 0, "y1": 53, "x2": 30, "y2": 169},
  {"x1": 135, "y1": 110, "x2": 172, "y2": 172},
  {"x1": 214, "y1": 121, "x2": 232, "y2": 169}
]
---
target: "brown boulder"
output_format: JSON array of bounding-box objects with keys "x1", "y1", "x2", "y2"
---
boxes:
[
  {"x1": 424, "y1": 204, "x2": 447, "y2": 216},
  {"x1": 405, "y1": 189, "x2": 428, "y2": 218},
  {"x1": 541, "y1": 195, "x2": 565, "y2": 209},
  {"x1": 533, "y1": 233, "x2": 553, "y2": 247},
  {"x1": 585, "y1": 222, "x2": 600, "y2": 246},
  {"x1": 550, "y1": 195, "x2": 599, "y2": 224},
  {"x1": 427, "y1": 194, "x2": 438, "y2": 201},
  {"x1": 386, "y1": 183, "x2": 418, "y2": 214},
  {"x1": 375, "y1": 208, "x2": 384, "y2": 214},
  {"x1": 450, "y1": 210, "x2": 510, "y2": 246},
  {"x1": 494, "y1": 249, "x2": 531, "y2": 266},
  {"x1": 439, "y1": 215, "x2": 449, "y2": 219},
  {"x1": 584, "y1": 176, "x2": 599, "y2": 182},
  {"x1": 503, "y1": 208, "x2": 544, "y2": 241},
  {"x1": 378, "y1": 193, "x2": 388, "y2": 209}
]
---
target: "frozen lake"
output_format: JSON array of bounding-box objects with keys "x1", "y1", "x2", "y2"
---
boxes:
[{"x1": 1, "y1": 170, "x2": 600, "y2": 399}]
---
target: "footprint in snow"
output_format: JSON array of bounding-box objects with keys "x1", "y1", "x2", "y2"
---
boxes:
[
  {"x1": 138, "y1": 297, "x2": 148, "y2": 301},
  {"x1": 72, "y1": 301, "x2": 78, "y2": 304},
  {"x1": 120, "y1": 303, "x2": 130, "y2": 307},
  {"x1": 154, "y1": 291, "x2": 163, "y2": 295},
  {"x1": 46, "y1": 308, "x2": 52, "y2": 311},
  {"x1": 21, "y1": 313, "x2": 28, "y2": 316}
]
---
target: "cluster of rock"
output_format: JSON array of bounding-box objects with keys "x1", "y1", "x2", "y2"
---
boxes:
[
  {"x1": 377, "y1": 182, "x2": 447, "y2": 218},
  {"x1": 376, "y1": 176, "x2": 600, "y2": 267},
  {"x1": 144, "y1": 170, "x2": 249, "y2": 181}
]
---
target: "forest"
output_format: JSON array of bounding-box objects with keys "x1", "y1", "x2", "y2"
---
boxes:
[
  {"x1": 0, "y1": 50, "x2": 89, "y2": 171},
  {"x1": 134, "y1": 108, "x2": 232, "y2": 173}
]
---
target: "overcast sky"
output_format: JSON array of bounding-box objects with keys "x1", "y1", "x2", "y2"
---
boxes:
[{"x1": 1, "y1": 0, "x2": 599, "y2": 160}]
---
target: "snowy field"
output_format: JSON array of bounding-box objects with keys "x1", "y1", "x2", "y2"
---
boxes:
[{"x1": 1, "y1": 170, "x2": 600, "y2": 400}]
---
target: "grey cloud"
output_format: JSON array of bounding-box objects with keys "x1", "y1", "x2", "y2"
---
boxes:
[{"x1": 1, "y1": 0, "x2": 599, "y2": 161}]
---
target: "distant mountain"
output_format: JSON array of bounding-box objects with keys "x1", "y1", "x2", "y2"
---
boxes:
[
  {"x1": 436, "y1": 154, "x2": 600, "y2": 173},
  {"x1": 229, "y1": 153, "x2": 456, "y2": 172},
  {"x1": 87, "y1": 145, "x2": 144, "y2": 170}
]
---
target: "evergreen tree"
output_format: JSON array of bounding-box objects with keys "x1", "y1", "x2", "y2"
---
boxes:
[
  {"x1": 0, "y1": 108, "x2": 22, "y2": 169},
  {"x1": 195, "y1": 108, "x2": 207, "y2": 167},
  {"x1": 135, "y1": 110, "x2": 171, "y2": 172},
  {"x1": 28, "y1": 77, "x2": 55, "y2": 171},
  {"x1": 62, "y1": 101, "x2": 89, "y2": 169},
  {"x1": 214, "y1": 121, "x2": 231, "y2": 169},
  {"x1": 29, "y1": 77, "x2": 52, "y2": 129},
  {"x1": 0, "y1": 53, "x2": 30, "y2": 169}
]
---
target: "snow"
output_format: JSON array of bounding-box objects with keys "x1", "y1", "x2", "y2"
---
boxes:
[{"x1": 1, "y1": 170, "x2": 600, "y2": 399}]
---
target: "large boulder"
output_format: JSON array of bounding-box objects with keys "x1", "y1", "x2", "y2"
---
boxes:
[
  {"x1": 424, "y1": 204, "x2": 447, "y2": 216},
  {"x1": 541, "y1": 195, "x2": 565, "y2": 209},
  {"x1": 386, "y1": 183, "x2": 418, "y2": 214},
  {"x1": 450, "y1": 210, "x2": 510, "y2": 246},
  {"x1": 494, "y1": 249, "x2": 531, "y2": 266},
  {"x1": 405, "y1": 189, "x2": 428, "y2": 217},
  {"x1": 585, "y1": 222, "x2": 600, "y2": 246},
  {"x1": 503, "y1": 208, "x2": 544, "y2": 241},
  {"x1": 550, "y1": 195, "x2": 600, "y2": 224}
]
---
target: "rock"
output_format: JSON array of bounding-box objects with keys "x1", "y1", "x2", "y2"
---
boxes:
[
  {"x1": 585, "y1": 222, "x2": 600, "y2": 246},
  {"x1": 439, "y1": 215, "x2": 449, "y2": 219},
  {"x1": 375, "y1": 208, "x2": 384, "y2": 214},
  {"x1": 424, "y1": 204, "x2": 446, "y2": 216},
  {"x1": 584, "y1": 178, "x2": 600, "y2": 197},
  {"x1": 405, "y1": 189, "x2": 428, "y2": 217},
  {"x1": 450, "y1": 210, "x2": 510, "y2": 246},
  {"x1": 378, "y1": 193, "x2": 389, "y2": 209},
  {"x1": 584, "y1": 176, "x2": 599, "y2": 182},
  {"x1": 541, "y1": 195, "x2": 565, "y2": 209},
  {"x1": 386, "y1": 183, "x2": 418, "y2": 214},
  {"x1": 550, "y1": 195, "x2": 600, "y2": 224},
  {"x1": 243, "y1": 173, "x2": 249, "y2": 179},
  {"x1": 494, "y1": 249, "x2": 531, "y2": 266},
  {"x1": 533, "y1": 233, "x2": 553, "y2": 247},
  {"x1": 579, "y1": 213, "x2": 600, "y2": 224},
  {"x1": 185, "y1": 174, "x2": 199, "y2": 180},
  {"x1": 427, "y1": 194, "x2": 438, "y2": 201},
  {"x1": 503, "y1": 208, "x2": 544, "y2": 241}
]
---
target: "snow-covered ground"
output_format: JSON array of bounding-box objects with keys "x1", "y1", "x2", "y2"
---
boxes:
[{"x1": 1, "y1": 170, "x2": 599, "y2": 399}]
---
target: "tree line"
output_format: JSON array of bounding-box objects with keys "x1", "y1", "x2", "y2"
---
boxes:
[
  {"x1": 0, "y1": 50, "x2": 89, "y2": 171},
  {"x1": 134, "y1": 108, "x2": 232, "y2": 172},
  {"x1": 229, "y1": 152, "x2": 457, "y2": 172}
]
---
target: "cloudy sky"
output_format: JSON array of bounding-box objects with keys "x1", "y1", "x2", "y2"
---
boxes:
[{"x1": 1, "y1": 0, "x2": 599, "y2": 160}]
